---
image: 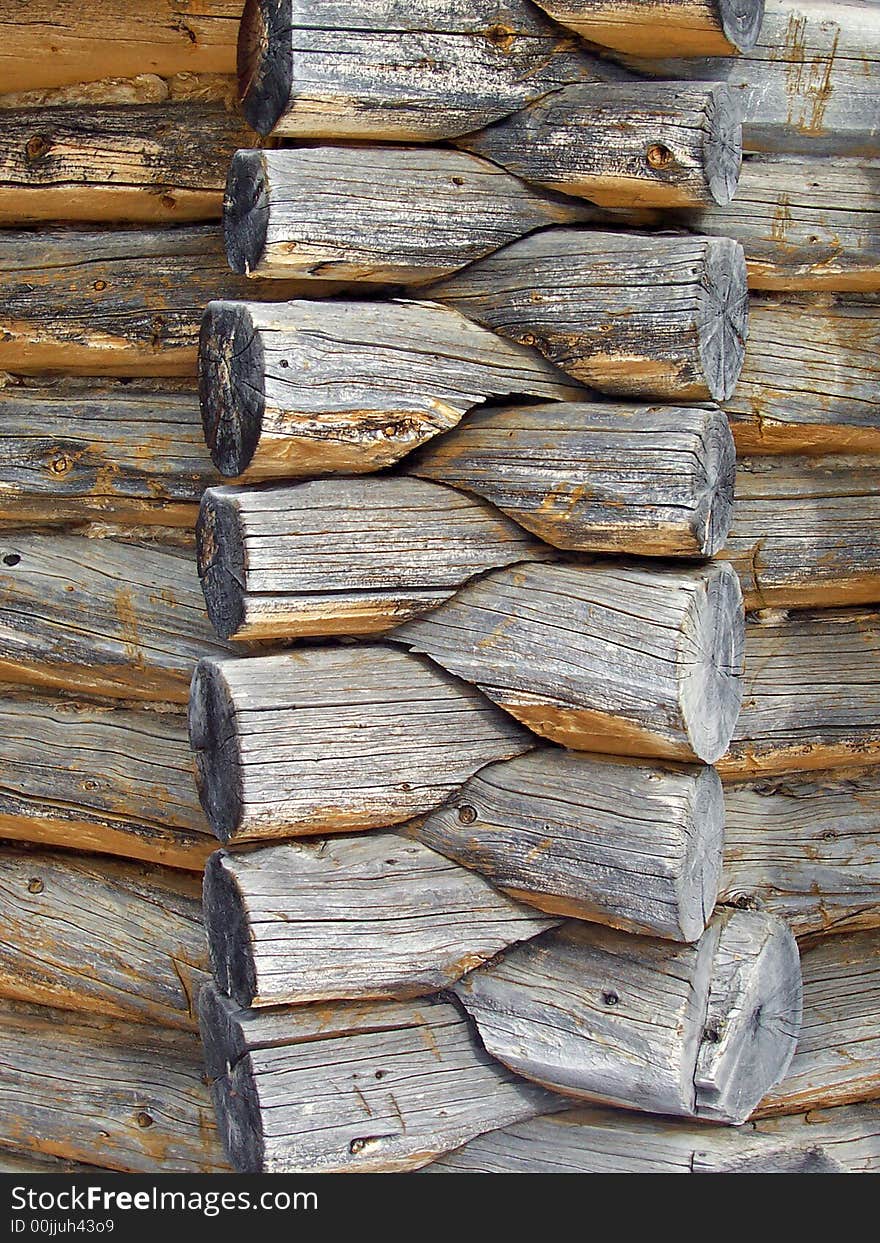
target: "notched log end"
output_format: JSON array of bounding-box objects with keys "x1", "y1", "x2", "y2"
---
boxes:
[
  {"x1": 197, "y1": 489, "x2": 247, "y2": 640},
  {"x1": 238, "y1": 0, "x2": 292, "y2": 136},
  {"x1": 698, "y1": 238, "x2": 748, "y2": 402},
  {"x1": 680, "y1": 562, "x2": 744, "y2": 763},
  {"x1": 704, "y1": 83, "x2": 743, "y2": 206},
  {"x1": 199, "y1": 300, "x2": 265, "y2": 476},
  {"x1": 224, "y1": 149, "x2": 269, "y2": 275},
  {"x1": 718, "y1": 0, "x2": 766, "y2": 54},
  {"x1": 203, "y1": 852, "x2": 258, "y2": 1007},
  {"x1": 198, "y1": 983, "x2": 265, "y2": 1172},
  {"x1": 189, "y1": 659, "x2": 244, "y2": 843},
  {"x1": 678, "y1": 764, "x2": 725, "y2": 942},
  {"x1": 695, "y1": 407, "x2": 736, "y2": 557}
]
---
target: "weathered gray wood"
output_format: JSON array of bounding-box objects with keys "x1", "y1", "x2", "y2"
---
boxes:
[
  {"x1": 223, "y1": 147, "x2": 593, "y2": 284},
  {"x1": 757, "y1": 928, "x2": 880, "y2": 1116},
  {"x1": 0, "y1": 848, "x2": 208, "y2": 1029},
  {"x1": 720, "y1": 608, "x2": 880, "y2": 776},
  {"x1": 198, "y1": 297, "x2": 580, "y2": 480},
  {"x1": 0, "y1": 998, "x2": 229, "y2": 1172},
  {"x1": 453, "y1": 910, "x2": 801, "y2": 1124},
  {"x1": 427, "y1": 230, "x2": 749, "y2": 401},
  {"x1": 204, "y1": 835, "x2": 555, "y2": 1007},
  {"x1": 0, "y1": 535, "x2": 231, "y2": 703},
  {"x1": 236, "y1": 0, "x2": 620, "y2": 139},
  {"x1": 0, "y1": 695, "x2": 211, "y2": 871},
  {"x1": 0, "y1": 382, "x2": 215, "y2": 528},
  {"x1": 412, "y1": 749, "x2": 724, "y2": 941},
  {"x1": 395, "y1": 560, "x2": 744, "y2": 764},
  {"x1": 199, "y1": 983, "x2": 557, "y2": 1173},
  {"x1": 533, "y1": 0, "x2": 765, "y2": 55},
  {"x1": 725, "y1": 295, "x2": 880, "y2": 454},
  {"x1": 189, "y1": 645, "x2": 533, "y2": 844},
  {"x1": 721, "y1": 768, "x2": 880, "y2": 938},
  {"x1": 197, "y1": 478, "x2": 546, "y2": 641},
  {"x1": 462, "y1": 82, "x2": 742, "y2": 207},
  {"x1": 428, "y1": 1101, "x2": 880, "y2": 1172},
  {"x1": 723, "y1": 455, "x2": 880, "y2": 608},
  {"x1": 411, "y1": 401, "x2": 735, "y2": 557},
  {"x1": 0, "y1": 1150, "x2": 104, "y2": 1174}
]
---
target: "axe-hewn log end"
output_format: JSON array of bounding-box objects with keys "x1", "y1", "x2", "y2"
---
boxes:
[
  {"x1": 199, "y1": 300, "x2": 265, "y2": 477},
  {"x1": 679, "y1": 560, "x2": 744, "y2": 764},
  {"x1": 203, "y1": 851, "x2": 258, "y2": 1007},
  {"x1": 700, "y1": 238, "x2": 749, "y2": 403},
  {"x1": 238, "y1": 0, "x2": 292, "y2": 137},
  {"x1": 189, "y1": 659, "x2": 244, "y2": 844},
  {"x1": 197, "y1": 489, "x2": 247, "y2": 641},
  {"x1": 223, "y1": 150, "x2": 270, "y2": 276}
]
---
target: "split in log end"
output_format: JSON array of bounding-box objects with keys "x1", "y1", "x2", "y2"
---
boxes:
[
  {"x1": 199, "y1": 300, "x2": 265, "y2": 477},
  {"x1": 237, "y1": 0, "x2": 292, "y2": 137},
  {"x1": 199, "y1": 984, "x2": 264, "y2": 1173},
  {"x1": 704, "y1": 84, "x2": 743, "y2": 207},
  {"x1": 224, "y1": 150, "x2": 270, "y2": 276},
  {"x1": 189, "y1": 660, "x2": 244, "y2": 844},
  {"x1": 680, "y1": 562, "x2": 744, "y2": 764},
  {"x1": 203, "y1": 853, "x2": 258, "y2": 1007},
  {"x1": 699, "y1": 239, "x2": 748, "y2": 402},
  {"x1": 197, "y1": 489, "x2": 247, "y2": 640}
]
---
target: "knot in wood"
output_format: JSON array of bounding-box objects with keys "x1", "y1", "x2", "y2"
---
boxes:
[
  {"x1": 457, "y1": 804, "x2": 478, "y2": 825},
  {"x1": 25, "y1": 134, "x2": 51, "y2": 162},
  {"x1": 27, "y1": 878, "x2": 44, "y2": 895},
  {"x1": 646, "y1": 143, "x2": 675, "y2": 171},
  {"x1": 484, "y1": 24, "x2": 517, "y2": 52},
  {"x1": 48, "y1": 455, "x2": 72, "y2": 476},
  {"x1": 135, "y1": 1111, "x2": 154, "y2": 1128}
]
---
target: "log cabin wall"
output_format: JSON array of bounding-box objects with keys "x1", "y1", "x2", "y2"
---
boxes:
[{"x1": 0, "y1": 0, "x2": 878, "y2": 1174}]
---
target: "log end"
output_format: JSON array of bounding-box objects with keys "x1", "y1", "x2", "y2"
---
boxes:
[
  {"x1": 197, "y1": 489, "x2": 247, "y2": 640},
  {"x1": 718, "y1": 0, "x2": 766, "y2": 54},
  {"x1": 237, "y1": 0, "x2": 293, "y2": 137},
  {"x1": 189, "y1": 659, "x2": 245, "y2": 844},
  {"x1": 224, "y1": 150, "x2": 270, "y2": 276},
  {"x1": 203, "y1": 852, "x2": 258, "y2": 1007},
  {"x1": 697, "y1": 238, "x2": 749, "y2": 402},
  {"x1": 679, "y1": 562, "x2": 744, "y2": 764},
  {"x1": 703, "y1": 84, "x2": 743, "y2": 206},
  {"x1": 694, "y1": 407, "x2": 737, "y2": 557},
  {"x1": 677, "y1": 764, "x2": 726, "y2": 942},
  {"x1": 199, "y1": 983, "x2": 265, "y2": 1173},
  {"x1": 199, "y1": 300, "x2": 265, "y2": 477}
]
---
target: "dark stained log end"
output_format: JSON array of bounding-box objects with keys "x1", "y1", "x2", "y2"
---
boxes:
[
  {"x1": 699, "y1": 238, "x2": 749, "y2": 402},
  {"x1": 198, "y1": 983, "x2": 264, "y2": 1173},
  {"x1": 224, "y1": 150, "x2": 270, "y2": 276},
  {"x1": 199, "y1": 300, "x2": 265, "y2": 477},
  {"x1": 704, "y1": 83, "x2": 743, "y2": 206},
  {"x1": 238, "y1": 0, "x2": 293, "y2": 137},
  {"x1": 196, "y1": 490, "x2": 247, "y2": 641},
  {"x1": 681, "y1": 562, "x2": 744, "y2": 764},
  {"x1": 203, "y1": 852, "x2": 258, "y2": 1008},
  {"x1": 718, "y1": 0, "x2": 765, "y2": 53},
  {"x1": 697, "y1": 407, "x2": 737, "y2": 557},
  {"x1": 189, "y1": 660, "x2": 244, "y2": 844}
]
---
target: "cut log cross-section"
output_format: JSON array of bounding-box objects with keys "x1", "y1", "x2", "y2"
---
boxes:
[
  {"x1": 532, "y1": 0, "x2": 766, "y2": 56},
  {"x1": 395, "y1": 560, "x2": 745, "y2": 764}
]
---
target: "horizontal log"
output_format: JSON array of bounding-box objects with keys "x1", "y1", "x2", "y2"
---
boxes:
[
  {"x1": 204, "y1": 836, "x2": 555, "y2": 1007},
  {"x1": 533, "y1": 0, "x2": 765, "y2": 56},
  {"x1": 724, "y1": 455, "x2": 880, "y2": 608},
  {"x1": 725, "y1": 295, "x2": 880, "y2": 455},
  {"x1": 720, "y1": 608, "x2": 880, "y2": 776},
  {"x1": 223, "y1": 147, "x2": 593, "y2": 284},
  {"x1": 452, "y1": 910, "x2": 801, "y2": 1124},
  {"x1": 0, "y1": 226, "x2": 337, "y2": 375},
  {"x1": 411, "y1": 400, "x2": 736, "y2": 557},
  {"x1": 427, "y1": 1101, "x2": 880, "y2": 1173},
  {"x1": 189, "y1": 645, "x2": 532, "y2": 844},
  {"x1": 0, "y1": 1150, "x2": 102, "y2": 1175},
  {"x1": 756, "y1": 929, "x2": 880, "y2": 1116},
  {"x1": 0, "y1": 535, "x2": 231, "y2": 702},
  {"x1": 0, "y1": 997, "x2": 229, "y2": 1172},
  {"x1": 0, "y1": 695, "x2": 211, "y2": 871},
  {"x1": 427, "y1": 230, "x2": 749, "y2": 401},
  {"x1": 0, "y1": 847, "x2": 208, "y2": 1028},
  {"x1": 199, "y1": 984, "x2": 557, "y2": 1173},
  {"x1": 0, "y1": 2, "x2": 240, "y2": 93},
  {"x1": 0, "y1": 383, "x2": 215, "y2": 528},
  {"x1": 198, "y1": 297, "x2": 580, "y2": 480},
  {"x1": 197, "y1": 478, "x2": 546, "y2": 641},
  {"x1": 0, "y1": 103, "x2": 254, "y2": 225},
  {"x1": 412, "y1": 749, "x2": 725, "y2": 942},
  {"x1": 721, "y1": 768, "x2": 880, "y2": 938},
  {"x1": 395, "y1": 560, "x2": 744, "y2": 764}
]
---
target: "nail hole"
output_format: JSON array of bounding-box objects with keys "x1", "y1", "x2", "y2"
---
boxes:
[
  {"x1": 2, "y1": 553, "x2": 21, "y2": 567},
  {"x1": 27, "y1": 878, "x2": 44, "y2": 895},
  {"x1": 602, "y1": 990, "x2": 619, "y2": 1006},
  {"x1": 457, "y1": 805, "x2": 477, "y2": 825},
  {"x1": 279, "y1": 359, "x2": 289, "y2": 368}
]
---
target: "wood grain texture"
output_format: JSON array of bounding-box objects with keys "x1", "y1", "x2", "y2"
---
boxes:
[
  {"x1": 395, "y1": 559, "x2": 744, "y2": 764},
  {"x1": 0, "y1": 535, "x2": 231, "y2": 703},
  {"x1": 427, "y1": 230, "x2": 749, "y2": 401},
  {"x1": 410, "y1": 400, "x2": 736, "y2": 558},
  {"x1": 189, "y1": 645, "x2": 533, "y2": 844},
  {"x1": 0, "y1": 383, "x2": 215, "y2": 528},
  {"x1": 199, "y1": 984, "x2": 557, "y2": 1173},
  {"x1": 0, "y1": 103, "x2": 255, "y2": 225},
  {"x1": 0, "y1": 997, "x2": 229, "y2": 1172},
  {"x1": 724, "y1": 295, "x2": 880, "y2": 454},
  {"x1": 724, "y1": 455, "x2": 880, "y2": 607},
  {"x1": 533, "y1": 0, "x2": 765, "y2": 55},
  {"x1": 204, "y1": 835, "x2": 554, "y2": 1007},
  {"x1": 223, "y1": 146, "x2": 592, "y2": 284},
  {"x1": 412, "y1": 748, "x2": 725, "y2": 942},
  {"x1": 721, "y1": 768, "x2": 880, "y2": 938},
  {"x1": 453, "y1": 910, "x2": 801, "y2": 1124},
  {"x1": 197, "y1": 478, "x2": 546, "y2": 641},
  {"x1": 720, "y1": 608, "x2": 880, "y2": 776},
  {"x1": 0, "y1": 696, "x2": 211, "y2": 871},
  {"x1": 198, "y1": 297, "x2": 580, "y2": 480},
  {"x1": 756, "y1": 929, "x2": 880, "y2": 1116},
  {"x1": 0, "y1": 847, "x2": 208, "y2": 1029}
]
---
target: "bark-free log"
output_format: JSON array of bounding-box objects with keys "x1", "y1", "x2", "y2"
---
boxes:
[
  {"x1": 453, "y1": 910, "x2": 801, "y2": 1125},
  {"x1": 0, "y1": 535, "x2": 231, "y2": 703},
  {"x1": 0, "y1": 998, "x2": 229, "y2": 1173},
  {"x1": 720, "y1": 608, "x2": 880, "y2": 777},
  {"x1": 197, "y1": 478, "x2": 545, "y2": 641},
  {"x1": 721, "y1": 768, "x2": 880, "y2": 938},
  {"x1": 413, "y1": 749, "x2": 724, "y2": 941},
  {"x1": 427, "y1": 230, "x2": 749, "y2": 401},
  {"x1": 199, "y1": 984, "x2": 556, "y2": 1173},
  {"x1": 462, "y1": 82, "x2": 741, "y2": 207},
  {"x1": 533, "y1": 0, "x2": 765, "y2": 56},
  {"x1": 236, "y1": 0, "x2": 616, "y2": 139},
  {"x1": 411, "y1": 401, "x2": 735, "y2": 558},
  {"x1": 0, "y1": 848, "x2": 208, "y2": 1029},
  {"x1": 204, "y1": 836, "x2": 555, "y2": 1007},
  {"x1": 724, "y1": 456, "x2": 880, "y2": 608},
  {"x1": 395, "y1": 560, "x2": 744, "y2": 764},
  {"x1": 198, "y1": 298, "x2": 580, "y2": 480},
  {"x1": 189, "y1": 645, "x2": 532, "y2": 843},
  {"x1": 0, "y1": 696, "x2": 211, "y2": 871},
  {"x1": 223, "y1": 147, "x2": 592, "y2": 284}
]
